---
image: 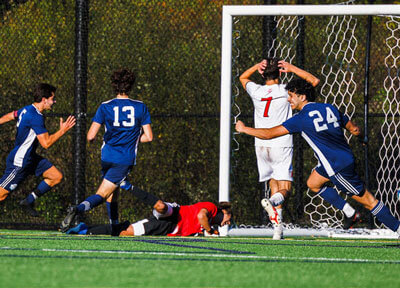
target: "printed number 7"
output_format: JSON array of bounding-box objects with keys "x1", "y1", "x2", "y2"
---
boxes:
[{"x1": 262, "y1": 97, "x2": 272, "y2": 117}]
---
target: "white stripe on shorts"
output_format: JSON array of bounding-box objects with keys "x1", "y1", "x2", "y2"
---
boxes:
[{"x1": 0, "y1": 168, "x2": 19, "y2": 188}]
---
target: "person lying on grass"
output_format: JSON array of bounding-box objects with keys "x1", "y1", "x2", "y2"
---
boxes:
[{"x1": 65, "y1": 201, "x2": 232, "y2": 237}]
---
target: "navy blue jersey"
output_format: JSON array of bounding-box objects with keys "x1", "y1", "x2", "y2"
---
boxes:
[
  {"x1": 282, "y1": 102, "x2": 354, "y2": 176},
  {"x1": 7, "y1": 104, "x2": 48, "y2": 167},
  {"x1": 92, "y1": 98, "x2": 151, "y2": 165}
]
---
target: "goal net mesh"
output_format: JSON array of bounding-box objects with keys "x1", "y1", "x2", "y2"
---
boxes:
[{"x1": 230, "y1": 4, "x2": 400, "y2": 231}]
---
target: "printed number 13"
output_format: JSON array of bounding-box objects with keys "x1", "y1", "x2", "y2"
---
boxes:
[
  {"x1": 113, "y1": 106, "x2": 135, "y2": 127},
  {"x1": 262, "y1": 97, "x2": 272, "y2": 117}
]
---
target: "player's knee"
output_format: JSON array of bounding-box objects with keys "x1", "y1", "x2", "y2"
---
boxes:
[
  {"x1": 0, "y1": 188, "x2": 10, "y2": 201},
  {"x1": 55, "y1": 171, "x2": 63, "y2": 184},
  {"x1": 306, "y1": 179, "x2": 319, "y2": 193},
  {"x1": 119, "y1": 225, "x2": 134, "y2": 236}
]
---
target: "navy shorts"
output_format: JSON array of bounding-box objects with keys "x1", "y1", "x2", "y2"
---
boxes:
[
  {"x1": 101, "y1": 161, "x2": 132, "y2": 185},
  {"x1": 0, "y1": 155, "x2": 53, "y2": 192},
  {"x1": 315, "y1": 163, "x2": 365, "y2": 197}
]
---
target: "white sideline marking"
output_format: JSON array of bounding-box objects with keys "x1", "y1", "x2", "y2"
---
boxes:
[{"x1": 1, "y1": 247, "x2": 399, "y2": 264}]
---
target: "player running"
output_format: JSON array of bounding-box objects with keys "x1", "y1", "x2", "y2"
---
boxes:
[
  {"x1": 236, "y1": 79, "x2": 400, "y2": 235},
  {"x1": 0, "y1": 83, "x2": 76, "y2": 216},
  {"x1": 60, "y1": 69, "x2": 164, "y2": 232}
]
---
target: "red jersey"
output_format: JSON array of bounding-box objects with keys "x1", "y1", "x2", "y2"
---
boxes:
[{"x1": 167, "y1": 202, "x2": 218, "y2": 236}]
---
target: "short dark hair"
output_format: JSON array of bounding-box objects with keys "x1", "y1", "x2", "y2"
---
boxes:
[
  {"x1": 262, "y1": 57, "x2": 280, "y2": 81},
  {"x1": 111, "y1": 69, "x2": 136, "y2": 95},
  {"x1": 286, "y1": 79, "x2": 316, "y2": 101},
  {"x1": 33, "y1": 83, "x2": 57, "y2": 102},
  {"x1": 218, "y1": 201, "x2": 232, "y2": 215}
]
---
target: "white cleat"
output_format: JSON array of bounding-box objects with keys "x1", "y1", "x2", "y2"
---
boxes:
[
  {"x1": 273, "y1": 224, "x2": 283, "y2": 240},
  {"x1": 261, "y1": 198, "x2": 281, "y2": 226}
]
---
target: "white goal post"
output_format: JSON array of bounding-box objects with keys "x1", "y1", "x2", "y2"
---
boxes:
[{"x1": 219, "y1": 5, "x2": 400, "y2": 237}]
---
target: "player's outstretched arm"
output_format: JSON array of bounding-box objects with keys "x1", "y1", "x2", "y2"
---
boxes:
[
  {"x1": 140, "y1": 124, "x2": 153, "y2": 143},
  {"x1": 0, "y1": 111, "x2": 15, "y2": 125},
  {"x1": 37, "y1": 115, "x2": 76, "y2": 149},
  {"x1": 239, "y1": 60, "x2": 266, "y2": 90},
  {"x1": 278, "y1": 60, "x2": 320, "y2": 87},
  {"x1": 235, "y1": 120, "x2": 289, "y2": 140}
]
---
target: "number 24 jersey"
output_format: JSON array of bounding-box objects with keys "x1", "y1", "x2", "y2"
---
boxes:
[
  {"x1": 93, "y1": 98, "x2": 151, "y2": 165},
  {"x1": 282, "y1": 102, "x2": 355, "y2": 176}
]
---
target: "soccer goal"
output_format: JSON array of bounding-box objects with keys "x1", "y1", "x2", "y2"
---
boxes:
[{"x1": 219, "y1": 3, "x2": 400, "y2": 238}]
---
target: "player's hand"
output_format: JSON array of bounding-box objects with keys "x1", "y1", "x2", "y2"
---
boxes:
[
  {"x1": 257, "y1": 59, "x2": 267, "y2": 75},
  {"x1": 60, "y1": 115, "x2": 76, "y2": 134},
  {"x1": 278, "y1": 60, "x2": 293, "y2": 73},
  {"x1": 235, "y1": 120, "x2": 246, "y2": 133},
  {"x1": 204, "y1": 228, "x2": 219, "y2": 237}
]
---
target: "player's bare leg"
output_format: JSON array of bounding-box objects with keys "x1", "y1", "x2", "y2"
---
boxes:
[
  {"x1": 0, "y1": 187, "x2": 10, "y2": 202},
  {"x1": 20, "y1": 166, "x2": 63, "y2": 217},
  {"x1": 42, "y1": 166, "x2": 63, "y2": 186},
  {"x1": 307, "y1": 170, "x2": 360, "y2": 229},
  {"x1": 267, "y1": 179, "x2": 291, "y2": 240}
]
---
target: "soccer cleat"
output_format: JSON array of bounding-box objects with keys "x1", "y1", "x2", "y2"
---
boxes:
[
  {"x1": 343, "y1": 211, "x2": 362, "y2": 229},
  {"x1": 261, "y1": 198, "x2": 281, "y2": 225},
  {"x1": 60, "y1": 206, "x2": 78, "y2": 232},
  {"x1": 19, "y1": 199, "x2": 39, "y2": 217},
  {"x1": 273, "y1": 224, "x2": 283, "y2": 240},
  {"x1": 66, "y1": 222, "x2": 88, "y2": 234}
]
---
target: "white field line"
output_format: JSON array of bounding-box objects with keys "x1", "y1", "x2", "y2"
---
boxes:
[{"x1": 1, "y1": 247, "x2": 399, "y2": 264}]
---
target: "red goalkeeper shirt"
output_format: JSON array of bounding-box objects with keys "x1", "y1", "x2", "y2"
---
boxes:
[{"x1": 168, "y1": 202, "x2": 218, "y2": 236}]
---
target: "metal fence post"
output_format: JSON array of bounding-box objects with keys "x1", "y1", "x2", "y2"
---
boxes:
[{"x1": 74, "y1": 0, "x2": 89, "y2": 205}]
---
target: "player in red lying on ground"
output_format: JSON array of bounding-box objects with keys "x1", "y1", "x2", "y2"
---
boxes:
[{"x1": 65, "y1": 201, "x2": 232, "y2": 237}]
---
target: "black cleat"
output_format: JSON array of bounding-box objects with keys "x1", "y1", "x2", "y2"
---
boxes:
[
  {"x1": 60, "y1": 206, "x2": 78, "y2": 232},
  {"x1": 343, "y1": 211, "x2": 362, "y2": 229},
  {"x1": 19, "y1": 199, "x2": 39, "y2": 217}
]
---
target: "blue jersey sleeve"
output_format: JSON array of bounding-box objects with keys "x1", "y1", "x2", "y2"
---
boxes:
[
  {"x1": 339, "y1": 110, "x2": 350, "y2": 128},
  {"x1": 31, "y1": 114, "x2": 47, "y2": 135},
  {"x1": 141, "y1": 104, "x2": 151, "y2": 126},
  {"x1": 282, "y1": 113, "x2": 302, "y2": 134},
  {"x1": 93, "y1": 104, "x2": 105, "y2": 124}
]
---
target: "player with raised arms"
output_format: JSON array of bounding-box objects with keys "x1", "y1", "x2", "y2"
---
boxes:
[
  {"x1": 236, "y1": 79, "x2": 400, "y2": 235},
  {"x1": 239, "y1": 58, "x2": 320, "y2": 239}
]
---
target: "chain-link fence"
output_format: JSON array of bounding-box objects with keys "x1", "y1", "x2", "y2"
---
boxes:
[{"x1": 0, "y1": 0, "x2": 399, "y2": 229}]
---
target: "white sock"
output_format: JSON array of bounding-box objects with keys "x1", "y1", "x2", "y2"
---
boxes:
[
  {"x1": 269, "y1": 192, "x2": 285, "y2": 206},
  {"x1": 276, "y1": 208, "x2": 283, "y2": 222},
  {"x1": 343, "y1": 203, "x2": 355, "y2": 218}
]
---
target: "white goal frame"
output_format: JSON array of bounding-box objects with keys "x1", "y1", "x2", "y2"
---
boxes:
[{"x1": 219, "y1": 4, "x2": 400, "y2": 237}]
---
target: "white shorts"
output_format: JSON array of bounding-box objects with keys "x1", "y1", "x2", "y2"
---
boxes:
[{"x1": 255, "y1": 146, "x2": 293, "y2": 182}]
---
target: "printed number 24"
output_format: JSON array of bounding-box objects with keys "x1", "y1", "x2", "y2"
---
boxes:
[
  {"x1": 261, "y1": 97, "x2": 272, "y2": 117},
  {"x1": 309, "y1": 107, "x2": 339, "y2": 132},
  {"x1": 113, "y1": 106, "x2": 135, "y2": 127}
]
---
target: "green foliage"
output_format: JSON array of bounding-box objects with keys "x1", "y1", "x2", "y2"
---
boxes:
[{"x1": 0, "y1": 0, "x2": 397, "y2": 227}]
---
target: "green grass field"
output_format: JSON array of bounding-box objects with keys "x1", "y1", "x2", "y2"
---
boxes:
[{"x1": 0, "y1": 230, "x2": 399, "y2": 288}]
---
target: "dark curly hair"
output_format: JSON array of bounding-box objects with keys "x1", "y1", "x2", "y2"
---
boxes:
[
  {"x1": 262, "y1": 57, "x2": 280, "y2": 81},
  {"x1": 111, "y1": 69, "x2": 136, "y2": 95},
  {"x1": 286, "y1": 79, "x2": 316, "y2": 102},
  {"x1": 33, "y1": 83, "x2": 57, "y2": 102}
]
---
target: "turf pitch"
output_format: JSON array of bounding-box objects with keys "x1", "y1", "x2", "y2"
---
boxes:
[{"x1": 0, "y1": 230, "x2": 399, "y2": 288}]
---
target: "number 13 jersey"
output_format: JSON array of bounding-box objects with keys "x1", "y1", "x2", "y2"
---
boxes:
[
  {"x1": 92, "y1": 98, "x2": 151, "y2": 165},
  {"x1": 246, "y1": 82, "x2": 293, "y2": 147}
]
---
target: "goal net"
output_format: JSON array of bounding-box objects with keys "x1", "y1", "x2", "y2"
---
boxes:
[{"x1": 219, "y1": 4, "x2": 400, "y2": 237}]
